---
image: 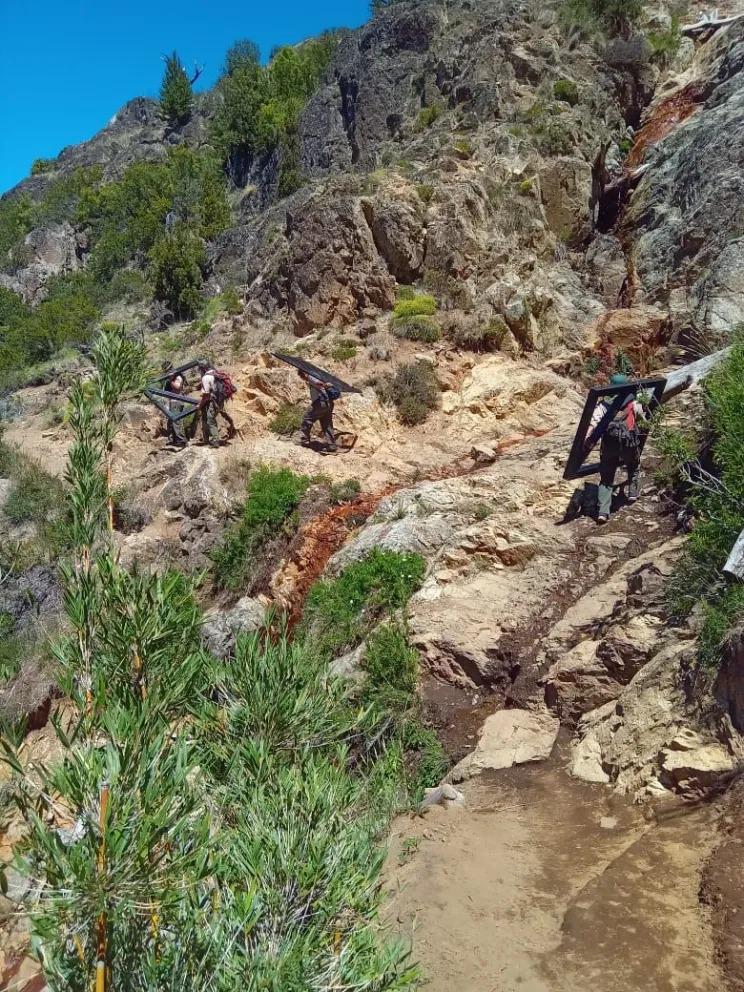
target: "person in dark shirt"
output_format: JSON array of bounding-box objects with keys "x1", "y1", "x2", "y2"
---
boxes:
[{"x1": 299, "y1": 370, "x2": 337, "y2": 451}]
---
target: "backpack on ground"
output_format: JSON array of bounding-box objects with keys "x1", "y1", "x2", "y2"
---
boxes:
[
  {"x1": 211, "y1": 370, "x2": 237, "y2": 406},
  {"x1": 603, "y1": 400, "x2": 638, "y2": 452}
]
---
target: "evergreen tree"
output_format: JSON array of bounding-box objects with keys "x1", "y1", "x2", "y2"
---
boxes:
[{"x1": 159, "y1": 51, "x2": 194, "y2": 124}]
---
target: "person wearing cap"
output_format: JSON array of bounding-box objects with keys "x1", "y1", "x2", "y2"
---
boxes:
[{"x1": 587, "y1": 373, "x2": 648, "y2": 524}]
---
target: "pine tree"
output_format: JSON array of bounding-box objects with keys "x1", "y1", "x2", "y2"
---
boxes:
[{"x1": 159, "y1": 51, "x2": 193, "y2": 124}]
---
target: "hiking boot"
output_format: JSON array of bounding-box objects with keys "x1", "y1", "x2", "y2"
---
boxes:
[{"x1": 597, "y1": 514, "x2": 609, "y2": 525}]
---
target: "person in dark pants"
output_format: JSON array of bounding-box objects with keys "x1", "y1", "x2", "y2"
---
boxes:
[
  {"x1": 195, "y1": 361, "x2": 221, "y2": 448},
  {"x1": 588, "y1": 374, "x2": 647, "y2": 524},
  {"x1": 299, "y1": 370, "x2": 337, "y2": 451},
  {"x1": 162, "y1": 362, "x2": 188, "y2": 448}
]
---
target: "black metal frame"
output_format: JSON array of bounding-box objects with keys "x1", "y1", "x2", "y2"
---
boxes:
[
  {"x1": 272, "y1": 352, "x2": 362, "y2": 394},
  {"x1": 563, "y1": 377, "x2": 667, "y2": 481},
  {"x1": 143, "y1": 358, "x2": 207, "y2": 423}
]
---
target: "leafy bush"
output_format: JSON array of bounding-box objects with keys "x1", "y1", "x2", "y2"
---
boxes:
[
  {"x1": 651, "y1": 422, "x2": 697, "y2": 487},
  {"x1": 393, "y1": 314, "x2": 442, "y2": 343},
  {"x1": 445, "y1": 314, "x2": 509, "y2": 352},
  {"x1": 330, "y1": 338, "x2": 358, "y2": 361},
  {"x1": 453, "y1": 138, "x2": 474, "y2": 158},
  {"x1": 211, "y1": 35, "x2": 338, "y2": 167},
  {"x1": 668, "y1": 335, "x2": 744, "y2": 667},
  {"x1": 393, "y1": 294, "x2": 437, "y2": 319},
  {"x1": 416, "y1": 104, "x2": 442, "y2": 130},
  {"x1": 377, "y1": 361, "x2": 441, "y2": 425},
  {"x1": 223, "y1": 39, "x2": 260, "y2": 76},
  {"x1": 301, "y1": 549, "x2": 426, "y2": 661},
  {"x1": 85, "y1": 148, "x2": 229, "y2": 281},
  {"x1": 416, "y1": 183, "x2": 435, "y2": 204},
  {"x1": 0, "y1": 196, "x2": 34, "y2": 268},
  {"x1": 31, "y1": 158, "x2": 55, "y2": 175},
  {"x1": 330, "y1": 478, "x2": 362, "y2": 504},
  {"x1": 159, "y1": 51, "x2": 194, "y2": 123},
  {"x1": 561, "y1": 0, "x2": 643, "y2": 34},
  {"x1": 363, "y1": 622, "x2": 418, "y2": 709},
  {"x1": 149, "y1": 228, "x2": 207, "y2": 319},
  {"x1": 535, "y1": 116, "x2": 574, "y2": 156},
  {"x1": 554, "y1": 79, "x2": 579, "y2": 105},
  {"x1": 269, "y1": 402, "x2": 304, "y2": 435},
  {"x1": 212, "y1": 466, "x2": 310, "y2": 590}
]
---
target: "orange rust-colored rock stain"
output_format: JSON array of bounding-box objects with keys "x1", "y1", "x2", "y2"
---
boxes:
[
  {"x1": 626, "y1": 82, "x2": 709, "y2": 170},
  {"x1": 284, "y1": 427, "x2": 556, "y2": 627}
]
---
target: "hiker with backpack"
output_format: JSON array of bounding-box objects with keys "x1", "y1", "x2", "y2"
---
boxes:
[
  {"x1": 587, "y1": 373, "x2": 648, "y2": 524},
  {"x1": 195, "y1": 361, "x2": 237, "y2": 448},
  {"x1": 299, "y1": 369, "x2": 340, "y2": 452}
]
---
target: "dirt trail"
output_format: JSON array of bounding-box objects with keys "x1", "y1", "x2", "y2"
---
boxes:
[{"x1": 386, "y1": 746, "x2": 724, "y2": 992}]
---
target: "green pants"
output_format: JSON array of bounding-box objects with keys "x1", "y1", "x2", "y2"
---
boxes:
[
  {"x1": 168, "y1": 400, "x2": 187, "y2": 444},
  {"x1": 598, "y1": 444, "x2": 640, "y2": 517},
  {"x1": 200, "y1": 402, "x2": 219, "y2": 447}
]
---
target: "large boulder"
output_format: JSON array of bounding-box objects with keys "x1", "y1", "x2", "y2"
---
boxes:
[
  {"x1": 201, "y1": 597, "x2": 266, "y2": 658},
  {"x1": 0, "y1": 222, "x2": 85, "y2": 304},
  {"x1": 361, "y1": 186, "x2": 425, "y2": 282},
  {"x1": 272, "y1": 191, "x2": 396, "y2": 334},
  {"x1": 450, "y1": 707, "x2": 559, "y2": 781},
  {"x1": 538, "y1": 156, "x2": 592, "y2": 244}
]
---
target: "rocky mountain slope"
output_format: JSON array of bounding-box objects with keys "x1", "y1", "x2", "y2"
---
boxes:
[{"x1": 2, "y1": 1, "x2": 744, "y2": 990}]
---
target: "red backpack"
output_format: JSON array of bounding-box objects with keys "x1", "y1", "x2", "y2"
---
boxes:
[{"x1": 210, "y1": 370, "x2": 237, "y2": 405}]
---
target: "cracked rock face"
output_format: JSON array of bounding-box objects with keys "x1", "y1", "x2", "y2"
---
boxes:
[{"x1": 623, "y1": 20, "x2": 744, "y2": 339}]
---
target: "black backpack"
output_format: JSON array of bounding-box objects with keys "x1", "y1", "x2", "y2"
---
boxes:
[
  {"x1": 324, "y1": 384, "x2": 342, "y2": 402},
  {"x1": 604, "y1": 400, "x2": 639, "y2": 452}
]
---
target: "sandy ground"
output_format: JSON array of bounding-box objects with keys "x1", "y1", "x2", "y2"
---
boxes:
[{"x1": 385, "y1": 747, "x2": 723, "y2": 992}]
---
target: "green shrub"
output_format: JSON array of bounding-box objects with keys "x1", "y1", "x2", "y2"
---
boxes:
[
  {"x1": 363, "y1": 622, "x2": 418, "y2": 709},
  {"x1": 149, "y1": 228, "x2": 207, "y2": 319},
  {"x1": 269, "y1": 403, "x2": 304, "y2": 435},
  {"x1": 211, "y1": 34, "x2": 338, "y2": 166},
  {"x1": 84, "y1": 149, "x2": 229, "y2": 282},
  {"x1": 649, "y1": 18, "x2": 682, "y2": 63},
  {"x1": 561, "y1": 0, "x2": 643, "y2": 35},
  {"x1": 377, "y1": 361, "x2": 441, "y2": 425},
  {"x1": 393, "y1": 314, "x2": 442, "y2": 344},
  {"x1": 329, "y1": 478, "x2": 362, "y2": 504},
  {"x1": 553, "y1": 79, "x2": 579, "y2": 105},
  {"x1": 212, "y1": 466, "x2": 310, "y2": 590},
  {"x1": 31, "y1": 158, "x2": 55, "y2": 176},
  {"x1": 416, "y1": 183, "x2": 435, "y2": 204},
  {"x1": 159, "y1": 51, "x2": 194, "y2": 124},
  {"x1": 395, "y1": 285, "x2": 417, "y2": 302},
  {"x1": 535, "y1": 116, "x2": 573, "y2": 156},
  {"x1": 393, "y1": 294, "x2": 437, "y2": 319},
  {"x1": 301, "y1": 549, "x2": 426, "y2": 661},
  {"x1": 0, "y1": 196, "x2": 34, "y2": 268},
  {"x1": 453, "y1": 138, "x2": 474, "y2": 158},
  {"x1": 668, "y1": 334, "x2": 744, "y2": 667},
  {"x1": 416, "y1": 104, "x2": 442, "y2": 130},
  {"x1": 651, "y1": 422, "x2": 697, "y2": 487},
  {"x1": 223, "y1": 39, "x2": 260, "y2": 76},
  {"x1": 445, "y1": 315, "x2": 509, "y2": 353},
  {"x1": 698, "y1": 586, "x2": 744, "y2": 670},
  {"x1": 331, "y1": 338, "x2": 358, "y2": 361}
]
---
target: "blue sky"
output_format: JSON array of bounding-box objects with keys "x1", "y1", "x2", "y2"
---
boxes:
[{"x1": 0, "y1": 0, "x2": 371, "y2": 194}]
